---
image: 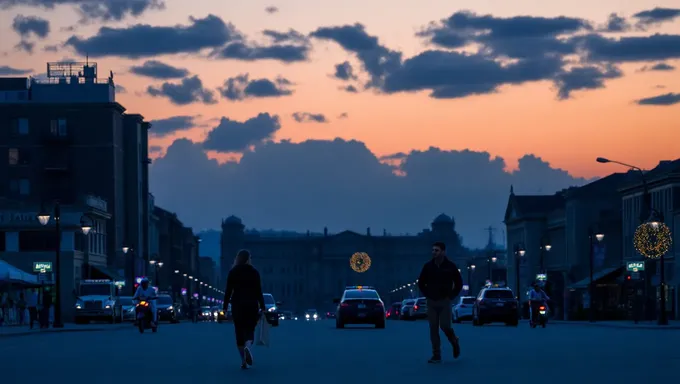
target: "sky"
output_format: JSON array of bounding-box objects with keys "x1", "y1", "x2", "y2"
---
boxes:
[{"x1": 1, "y1": 1, "x2": 679, "y2": 248}]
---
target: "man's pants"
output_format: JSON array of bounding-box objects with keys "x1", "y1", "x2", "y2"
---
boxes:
[
  {"x1": 427, "y1": 299, "x2": 456, "y2": 357},
  {"x1": 28, "y1": 307, "x2": 38, "y2": 328}
]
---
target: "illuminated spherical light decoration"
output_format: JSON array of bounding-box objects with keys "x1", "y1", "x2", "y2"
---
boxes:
[
  {"x1": 350, "y1": 252, "x2": 372, "y2": 273},
  {"x1": 633, "y1": 222, "x2": 672, "y2": 259}
]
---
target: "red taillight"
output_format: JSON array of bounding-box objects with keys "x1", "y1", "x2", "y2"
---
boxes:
[
  {"x1": 340, "y1": 302, "x2": 350, "y2": 307},
  {"x1": 539, "y1": 306, "x2": 545, "y2": 310},
  {"x1": 413, "y1": 305, "x2": 419, "y2": 310}
]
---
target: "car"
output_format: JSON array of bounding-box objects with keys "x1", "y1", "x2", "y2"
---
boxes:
[
  {"x1": 118, "y1": 296, "x2": 136, "y2": 322},
  {"x1": 211, "y1": 306, "x2": 227, "y2": 322},
  {"x1": 325, "y1": 311, "x2": 336, "y2": 319},
  {"x1": 304, "y1": 309, "x2": 319, "y2": 321},
  {"x1": 399, "y1": 299, "x2": 416, "y2": 320},
  {"x1": 452, "y1": 296, "x2": 476, "y2": 322},
  {"x1": 263, "y1": 293, "x2": 281, "y2": 327},
  {"x1": 333, "y1": 286, "x2": 386, "y2": 329},
  {"x1": 408, "y1": 297, "x2": 428, "y2": 319},
  {"x1": 198, "y1": 306, "x2": 213, "y2": 321},
  {"x1": 280, "y1": 311, "x2": 294, "y2": 320},
  {"x1": 472, "y1": 287, "x2": 519, "y2": 326},
  {"x1": 386, "y1": 302, "x2": 402, "y2": 320},
  {"x1": 157, "y1": 294, "x2": 179, "y2": 323}
]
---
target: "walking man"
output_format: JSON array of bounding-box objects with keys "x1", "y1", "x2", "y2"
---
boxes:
[
  {"x1": 27, "y1": 289, "x2": 39, "y2": 329},
  {"x1": 417, "y1": 241, "x2": 463, "y2": 363}
]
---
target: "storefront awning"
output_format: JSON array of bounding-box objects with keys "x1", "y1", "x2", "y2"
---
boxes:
[
  {"x1": 90, "y1": 264, "x2": 125, "y2": 283},
  {"x1": 568, "y1": 266, "x2": 624, "y2": 289}
]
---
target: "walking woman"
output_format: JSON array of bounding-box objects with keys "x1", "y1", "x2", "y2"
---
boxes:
[{"x1": 223, "y1": 249, "x2": 266, "y2": 369}]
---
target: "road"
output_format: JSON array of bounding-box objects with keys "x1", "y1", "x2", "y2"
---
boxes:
[{"x1": 2, "y1": 319, "x2": 679, "y2": 384}]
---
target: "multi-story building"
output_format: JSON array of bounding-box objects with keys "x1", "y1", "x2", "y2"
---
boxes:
[
  {"x1": 220, "y1": 214, "x2": 466, "y2": 312},
  {"x1": 0, "y1": 62, "x2": 151, "y2": 293}
]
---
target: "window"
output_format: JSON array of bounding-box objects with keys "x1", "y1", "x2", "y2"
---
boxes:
[
  {"x1": 18, "y1": 118, "x2": 28, "y2": 135},
  {"x1": 483, "y1": 290, "x2": 514, "y2": 299},
  {"x1": 8, "y1": 148, "x2": 18, "y2": 165},
  {"x1": 50, "y1": 119, "x2": 67, "y2": 136},
  {"x1": 19, "y1": 231, "x2": 58, "y2": 252},
  {"x1": 19, "y1": 179, "x2": 30, "y2": 195},
  {"x1": 344, "y1": 289, "x2": 380, "y2": 299}
]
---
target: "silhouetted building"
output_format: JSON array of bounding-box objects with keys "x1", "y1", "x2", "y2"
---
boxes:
[
  {"x1": 220, "y1": 214, "x2": 465, "y2": 312},
  {"x1": 0, "y1": 62, "x2": 151, "y2": 291}
]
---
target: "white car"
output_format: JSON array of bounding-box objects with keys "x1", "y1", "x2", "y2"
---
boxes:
[{"x1": 452, "y1": 296, "x2": 476, "y2": 322}]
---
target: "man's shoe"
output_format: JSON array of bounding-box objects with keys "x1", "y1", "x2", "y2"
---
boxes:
[
  {"x1": 452, "y1": 336, "x2": 461, "y2": 359},
  {"x1": 428, "y1": 356, "x2": 442, "y2": 364}
]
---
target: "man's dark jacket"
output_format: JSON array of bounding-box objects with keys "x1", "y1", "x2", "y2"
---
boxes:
[{"x1": 417, "y1": 257, "x2": 464, "y2": 301}]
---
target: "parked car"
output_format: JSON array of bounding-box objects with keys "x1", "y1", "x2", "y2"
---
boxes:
[
  {"x1": 198, "y1": 306, "x2": 213, "y2": 321},
  {"x1": 472, "y1": 287, "x2": 519, "y2": 326},
  {"x1": 386, "y1": 302, "x2": 402, "y2": 320},
  {"x1": 452, "y1": 296, "x2": 476, "y2": 322},
  {"x1": 400, "y1": 299, "x2": 416, "y2": 320},
  {"x1": 118, "y1": 296, "x2": 136, "y2": 322},
  {"x1": 408, "y1": 297, "x2": 428, "y2": 319}
]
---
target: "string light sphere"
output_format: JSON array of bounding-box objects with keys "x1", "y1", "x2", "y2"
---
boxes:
[
  {"x1": 634, "y1": 222, "x2": 672, "y2": 259},
  {"x1": 350, "y1": 252, "x2": 372, "y2": 273}
]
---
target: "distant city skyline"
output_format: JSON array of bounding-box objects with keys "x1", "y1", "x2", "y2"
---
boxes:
[{"x1": 1, "y1": 1, "x2": 678, "y2": 247}]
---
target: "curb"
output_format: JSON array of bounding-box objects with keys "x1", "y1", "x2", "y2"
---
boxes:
[
  {"x1": 0, "y1": 324, "x2": 132, "y2": 338},
  {"x1": 549, "y1": 321, "x2": 680, "y2": 330}
]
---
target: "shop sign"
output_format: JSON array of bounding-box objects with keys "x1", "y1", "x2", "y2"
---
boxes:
[
  {"x1": 33, "y1": 262, "x2": 52, "y2": 273},
  {"x1": 1, "y1": 212, "x2": 37, "y2": 224},
  {"x1": 627, "y1": 262, "x2": 645, "y2": 272}
]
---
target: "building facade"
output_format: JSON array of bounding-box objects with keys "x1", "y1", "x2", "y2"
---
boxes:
[{"x1": 220, "y1": 214, "x2": 465, "y2": 312}]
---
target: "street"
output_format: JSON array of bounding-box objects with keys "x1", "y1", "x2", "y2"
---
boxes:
[{"x1": 2, "y1": 320, "x2": 678, "y2": 384}]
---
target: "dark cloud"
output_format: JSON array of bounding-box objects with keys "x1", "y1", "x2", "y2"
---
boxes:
[
  {"x1": 147, "y1": 76, "x2": 216, "y2": 105},
  {"x1": 379, "y1": 152, "x2": 407, "y2": 161},
  {"x1": 311, "y1": 24, "x2": 402, "y2": 87},
  {"x1": 575, "y1": 33, "x2": 680, "y2": 63},
  {"x1": 149, "y1": 115, "x2": 197, "y2": 137},
  {"x1": 219, "y1": 74, "x2": 293, "y2": 101},
  {"x1": 213, "y1": 41, "x2": 310, "y2": 63},
  {"x1": 0, "y1": 0, "x2": 165, "y2": 23},
  {"x1": 149, "y1": 145, "x2": 163, "y2": 153},
  {"x1": 15, "y1": 41, "x2": 35, "y2": 54},
  {"x1": 554, "y1": 64, "x2": 622, "y2": 99},
  {"x1": 262, "y1": 29, "x2": 308, "y2": 44},
  {"x1": 12, "y1": 15, "x2": 50, "y2": 38},
  {"x1": 633, "y1": 7, "x2": 680, "y2": 27},
  {"x1": 636, "y1": 92, "x2": 680, "y2": 106},
  {"x1": 265, "y1": 6, "x2": 278, "y2": 14},
  {"x1": 333, "y1": 61, "x2": 356, "y2": 80},
  {"x1": 338, "y1": 112, "x2": 348, "y2": 119},
  {"x1": 639, "y1": 62, "x2": 675, "y2": 72},
  {"x1": 202, "y1": 113, "x2": 281, "y2": 153},
  {"x1": 600, "y1": 13, "x2": 630, "y2": 32},
  {"x1": 292, "y1": 112, "x2": 328, "y2": 123},
  {"x1": 43, "y1": 44, "x2": 59, "y2": 52},
  {"x1": 65, "y1": 15, "x2": 241, "y2": 58},
  {"x1": 0, "y1": 65, "x2": 32, "y2": 75},
  {"x1": 343, "y1": 85, "x2": 358, "y2": 93},
  {"x1": 130, "y1": 60, "x2": 189, "y2": 79},
  {"x1": 115, "y1": 84, "x2": 127, "y2": 93},
  {"x1": 150, "y1": 139, "x2": 588, "y2": 247}
]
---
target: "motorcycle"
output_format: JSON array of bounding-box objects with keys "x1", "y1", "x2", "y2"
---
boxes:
[
  {"x1": 530, "y1": 304, "x2": 548, "y2": 328},
  {"x1": 135, "y1": 297, "x2": 158, "y2": 333}
]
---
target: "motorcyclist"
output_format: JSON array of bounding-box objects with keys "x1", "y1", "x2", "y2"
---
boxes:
[
  {"x1": 132, "y1": 278, "x2": 158, "y2": 326},
  {"x1": 528, "y1": 283, "x2": 549, "y2": 325}
]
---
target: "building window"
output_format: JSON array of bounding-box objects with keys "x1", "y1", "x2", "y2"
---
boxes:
[
  {"x1": 19, "y1": 231, "x2": 58, "y2": 252},
  {"x1": 18, "y1": 118, "x2": 28, "y2": 135},
  {"x1": 50, "y1": 119, "x2": 67, "y2": 136},
  {"x1": 8, "y1": 148, "x2": 18, "y2": 165},
  {"x1": 19, "y1": 179, "x2": 30, "y2": 195}
]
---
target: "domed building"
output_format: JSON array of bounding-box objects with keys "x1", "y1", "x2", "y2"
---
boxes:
[{"x1": 220, "y1": 214, "x2": 466, "y2": 312}]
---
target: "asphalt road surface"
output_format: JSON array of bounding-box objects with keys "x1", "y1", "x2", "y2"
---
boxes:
[{"x1": 2, "y1": 319, "x2": 678, "y2": 384}]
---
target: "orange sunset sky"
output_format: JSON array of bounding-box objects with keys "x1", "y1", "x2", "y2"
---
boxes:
[{"x1": 1, "y1": 0, "x2": 679, "y2": 180}]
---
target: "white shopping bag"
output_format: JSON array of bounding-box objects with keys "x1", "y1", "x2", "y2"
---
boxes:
[{"x1": 255, "y1": 316, "x2": 270, "y2": 347}]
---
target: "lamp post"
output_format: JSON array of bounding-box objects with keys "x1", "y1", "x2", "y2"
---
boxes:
[
  {"x1": 37, "y1": 202, "x2": 64, "y2": 328},
  {"x1": 597, "y1": 157, "x2": 668, "y2": 325},
  {"x1": 466, "y1": 262, "x2": 476, "y2": 290},
  {"x1": 540, "y1": 236, "x2": 551, "y2": 274},
  {"x1": 122, "y1": 245, "x2": 134, "y2": 294},
  {"x1": 149, "y1": 259, "x2": 163, "y2": 288},
  {"x1": 588, "y1": 228, "x2": 605, "y2": 323},
  {"x1": 487, "y1": 253, "x2": 497, "y2": 281},
  {"x1": 513, "y1": 244, "x2": 526, "y2": 317},
  {"x1": 80, "y1": 215, "x2": 93, "y2": 279}
]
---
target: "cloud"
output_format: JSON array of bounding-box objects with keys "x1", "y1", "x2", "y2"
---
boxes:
[
  {"x1": 115, "y1": 84, "x2": 127, "y2": 93},
  {"x1": 600, "y1": 13, "x2": 630, "y2": 32},
  {"x1": 149, "y1": 145, "x2": 163, "y2": 153},
  {"x1": 149, "y1": 115, "x2": 197, "y2": 137},
  {"x1": 576, "y1": 33, "x2": 680, "y2": 63},
  {"x1": 265, "y1": 6, "x2": 278, "y2": 14},
  {"x1": 212, "y1": 36, "x2": 310, "y2": 63},
  {"x1": 635, "y1": 92, "x2": 680, "y2": 106},
  {"x1": 262, "y1": 29, "x2": 308, "y2": 44},
  {"x1": 65, "y1": 15, "x2": 241, "y2": 58},
  {"x1": 0, "y1": 65, "x2": 32, "y2": 75},
  {"x1": 311, "y1": 24, "x2": 402, "y2": 88},
  {"x1": 639, "y1": 62, "x2": 675, "y2": 72},
  {"x1": 43, "y1": 44, "x2": 58, "y2": 52},
  {"x1": 633, "y1": 7, "x2": 680, "y2": 27},
  {"x1": 554, "y1": 64, "x2": 622, "y2": 99},
  {"x1": 0, "y1": 0, "x2": 165, "y2": 23},
  {"x1": 147, "y1": 75, "x2": 216, "y2": 105},
  {"x1": 338, "y1": 112, "x2": 348, "y2": 119},
  {"x1": 292, "y1": 112, "x2": 328, "y2": 123},
  {"x1": 12, "y1": 15, "x2": 50, "y2": 38},
  {"x1": 219, "y1": 74, "x2": 293, "y2": 100},
  {"x1": 150, "y1": 139, "x2": 589, "y2": 247},
  {"x1": 333, "y1": 61, "x2": 356, "y2": 80},
  {"x1": 202, "y1": 113, "x2": 281, "y2": 153},
  {"x1": 343, "y1": 85, "x2": 358, "y2": 93},
  {"x1": 129, "y1": 60, "x2": 189, "y2": 79}
]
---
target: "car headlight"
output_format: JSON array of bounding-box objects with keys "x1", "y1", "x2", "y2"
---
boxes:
[
  {"x1": 167, "y1": 306, "x2": 173, "y2": 311},
  {"x1": 75, "y1": 303, "x2": 82, "y2": 309},
  {"x1": 220, "y1": 311, "x2": 224, "y2": 315},
  {"x1": 127, "y1": 307, "x2": 135, "y2": 313},
  {"x1": 268, "y1": 306, "x2": 276, "y2": 312},
  {"x1": 313, "y1": 314, "x2": 318, "y2": 319},
  {"x1": 305, "y1": 314, "x2": 310, "y2": 318}
]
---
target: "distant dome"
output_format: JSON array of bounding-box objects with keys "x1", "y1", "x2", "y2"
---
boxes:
[
  {"x1": 433, "y1": 214, "x2": 453, "y2": 224},
  {"x1": 224, "y1": 215, "x2": 242, "y2": 224}
]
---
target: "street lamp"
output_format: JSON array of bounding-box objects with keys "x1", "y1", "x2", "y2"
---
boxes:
[
  {"x1": 466, "y1": 262, "x2": 476, "y2": 290},
  {"x1": 37, "y1": 202, "x2": 64, "y2": 328},
  {"x1": 540, "y1": 235, "x2": 551, "y2": 273},
  {"x1": 149, "y1": 259, "x2": 163, "y2": 287},
  {"x1": 513, "y1": 244, "x2": 526, "y2": 317},
  {"x1": 80, "y1": 215, "x2": 94, "y2": 279},
  {"x1": 588, "y1": 228, "x2": 605, "y2": 323},
  {"x1": 487, "y1": 253, "x2": 498, "y2": 281}
]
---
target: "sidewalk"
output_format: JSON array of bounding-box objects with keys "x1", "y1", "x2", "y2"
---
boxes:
[
  {"x1": 0, "y1": 322, "x2": 132, "y2": 338},
  {"x1": 549, "y1": 320, "x2": 680, "y2": 329}
]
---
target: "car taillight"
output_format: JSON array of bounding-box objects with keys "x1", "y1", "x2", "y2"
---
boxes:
[
  {"x1": 414, "y1": 305, "x2": 419, "y2": 310},
  {"x1": 341, "y1": 302, "x2": 350, "y2": 307},
  {"x1": 539, "y1": 306, "x2": 545, "y2": 310}
]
